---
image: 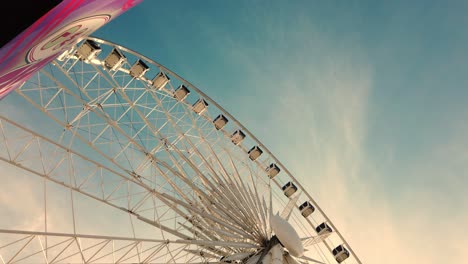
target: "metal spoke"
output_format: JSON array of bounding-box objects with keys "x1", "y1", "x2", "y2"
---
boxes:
[{"x1": 0, "y1": 37, "x2": 361, "y2": 264}]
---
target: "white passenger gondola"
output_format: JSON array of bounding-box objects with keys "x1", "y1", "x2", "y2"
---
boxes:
[
  {"x1": 129, "y1": 59, "x2": 149, "y2": 79},
  {"x1": 104, "y1": 48, "x2": 126, "y2": 71},
  {"x1": 76, "y1": 39, "x2": 101, "y2": 61},
  {"x1": 298, "y1": 201, "x2": 315, "y2": 217},
  {"x1": 265, "y1": 163, "x2": 280, "y2": 178},
  {"x1": 174, "y1": 85, "x2": 190, "y2": 101},
  {"x1": 315, "y1": 222, "x2": 333, "y2": 236},
  {"x1": 248, "y1": 146, "x2": 263, "y2": 161},
  {"x1": 152, "y1": 71, "x2": 170, "y2": 89},
  {"x1": 332, "y1": 245, "x2": 350, "y2": 263},
  {"x1": 192, "y1": 98, "x2": 208, "y2": 114},
  {"x1": 231, "y1": 130, "x2": 245, "y2": 145},
  {"x1": 213, "y1": 114, "x2": 228, "y2": 130},
  {"x1": 282, "y1": 182, "x2": 297, "y2": 197}
]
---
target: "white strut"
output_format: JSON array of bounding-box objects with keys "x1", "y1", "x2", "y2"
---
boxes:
[
  {"x1": 271, "y1": 244, "x2": 284, "y2": 264},
  {"x1": 263, "y1": 244, "x2": 283, "y2": 264}
]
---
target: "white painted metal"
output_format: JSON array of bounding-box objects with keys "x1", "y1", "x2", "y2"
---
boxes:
[
  {"x1": 231, "y1": 130, "x2": 246, "y2": 145},
  {"x1": 248, "y1": 145, "x2": 263, "y2": 161},
  {"x1": 76, "y1": 40, "x2": 101, "y2": 61},
  {"x1": 104, "y1": 48, "x2": 126, "y2": 70},
  {"x1": 282, "y1": 182, "x2": 298, "y2": 198},
  {"x1": 213, "y1": 114, "x2": 228, "y2": 130},
  {"x1": 0, "y1": 36, "x2": 362, "y2": 264},
  {"x1": 268, "y1": 244, "x2": 283, "y2": 264},
  {"x1": 266, "y1": 163, "x2": 280, "y2": 178},
  {"x1": 192, "y1": 98, "x2": 208, "y2": 114},
  {"x1": 174, "y1": 84, "x2": 190, "y2": 101},
  {"x1": 299, "y1": 201, "x2": 315, "y2": 218},
  {"x1": 152, "y1": 72, "x2": 170, "y2": 89},
  {"x1": 270, "y1": 214, "x2": 304, "y2": 258},
  {"x1": 129, "y1": 59, "x2": 150, "y2": 79}
]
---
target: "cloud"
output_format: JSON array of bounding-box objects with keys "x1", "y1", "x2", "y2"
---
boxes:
[
  {"x1": 269, "y1": 55, "x2": 468, "y2": 264},
  {"x1": 2, "y1": 4, "x2": 467, "y2": 263},
  {"x1": 194, "y1": 9, "x2": 468, "y2": 263},
  {"x1": 0, "y1": 164, "x2": 44, "y2": 231},
  {"x1": 281, "y1": 49, "x2": 467, "y2": 264}
]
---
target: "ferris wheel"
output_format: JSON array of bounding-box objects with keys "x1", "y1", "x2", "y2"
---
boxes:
[{"x1": 0, "y1": 37, "x2": 362, "y2": 264}]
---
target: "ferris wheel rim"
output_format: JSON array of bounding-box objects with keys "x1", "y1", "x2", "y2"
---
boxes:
[
  {"x1": 0, "y1": 35, "x2": 361, "y2": 264},
  {"x1": 82, "y1": 36, "x2": 362, "y2": 264}
]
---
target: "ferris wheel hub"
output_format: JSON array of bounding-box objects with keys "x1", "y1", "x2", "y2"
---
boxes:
[{"x1": 270, "y1": 213, "x2": 304, "y2": 257}]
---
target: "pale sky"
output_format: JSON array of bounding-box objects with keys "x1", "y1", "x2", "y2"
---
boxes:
[
  {"x1": 93, "y1": 1, "x2": 468, "y2": 263},
  {"x1": 1, "y1": 1, "x2": 467, "y2": 263}
]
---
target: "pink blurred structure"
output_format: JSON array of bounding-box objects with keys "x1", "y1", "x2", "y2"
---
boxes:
[{"x1": 0, "y1": 0, "x2": 143, "y2": 100}]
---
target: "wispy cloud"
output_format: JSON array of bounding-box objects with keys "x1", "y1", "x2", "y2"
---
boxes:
[
  {"x1": 193, "y1": 8, "x2": 468, "y2": 263},
  {"x1": 2, "y1": 2, "x2": 467, "y2": 262}
]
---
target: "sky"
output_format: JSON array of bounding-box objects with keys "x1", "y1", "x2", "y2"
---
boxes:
[
  {"x1": 92, "y1": 1, "x2": 468, "y2": 263},
  {"x1": 1, "y1": 1, "x2": 468, "y2": 263},
  {"x1": 94, "y1": 1, "x2": 468, "y2": 263}
]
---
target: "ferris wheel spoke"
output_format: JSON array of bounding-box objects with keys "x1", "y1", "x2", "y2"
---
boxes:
[
  {"x1": 15, "y1": 77, "x2": 214, "y2": 233},
  {"x1": 204, "y1": 178, "x2": 257, "y2": 235},
  {"x1": 157, "y1": 190, "x2": 257, "y2": 242},
  {"x1": 21, "y1": 60, "x2": 229, "y2": 204},
  {"x1": 1, "y1": 37, "x2": 363, "y2": 264},
  {"x1": 280, "y1": 193, "x2": 301, "y2": 221},
  {"x1": 244, "y1": 165, "x2": 270, "y2": 235},
  {"x1": 164, "y1": 139, "x2": 268, "y2": 242},
  {"x1": 147, "y1": 150, "x2": 259, "y2": 246},
  {"x1": 0, "y1": 229, "x2": 257, "y2": 264},
  {"x1": 43, "y1": 66, "x2": 160, "y2": 158},
  {"x1": 0, "y1": 117, "x2": 208, "y2": 242},
  {"x1": 225, "y1": 153, "x2": 268, "y2": 229}
]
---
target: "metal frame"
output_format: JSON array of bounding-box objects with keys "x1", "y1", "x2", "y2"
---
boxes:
[{"x1": 0, "y1": 36, "x2": 362, "y2": 264}]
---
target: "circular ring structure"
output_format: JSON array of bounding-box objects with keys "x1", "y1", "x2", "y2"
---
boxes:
[{"x1": 0, "y1": 37, "x2": 362, "y2": 264}]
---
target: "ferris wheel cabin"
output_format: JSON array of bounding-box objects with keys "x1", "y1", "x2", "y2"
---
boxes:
[
  {"x1": 192, "y1": 98, "x2": 209, "y2": 114},
  {"x1": 248, "y1": 146, "x2": 263, "y2": 161},
  {"x1": 332, "y1": 245, "x2": 350, "y2": 263},
  {"x1": 231, "y1": 130, "x2": 246, "y2": 145},
  {"x1": 76, "y1": 40, "x2": 101, "y2": 62},
  {"x1": 213, "y1": 114, "x2": 228, "y2": 130},
  {"x1": 129, "y1": 60, "x2": 150, "y2": 79},
  {"x1": 315, "y1": 222, "x2": 333, "y2": 236},
  {"x1": 298, "y1": 201, "x2": 315, "y2": 217},
  {"x1": 104, "y1": 48, "x2": 127, "y2": 71},
  {"x1": 265, "y1": 163, "x2": 280, "y2": 178},
  {"x1": 174, "y1": 85, "x2": 190, "y2": 101},
  {"x1": 282, "y1": 182, "x2": 297, "y2": 197},
  {"x1": 152, "y1": 72, "x2": 170, "y2": 89}
]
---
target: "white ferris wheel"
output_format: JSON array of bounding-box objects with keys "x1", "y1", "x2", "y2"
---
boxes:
[{"x1": 0, "y1": 37, "x2": 362, "y2": 264}]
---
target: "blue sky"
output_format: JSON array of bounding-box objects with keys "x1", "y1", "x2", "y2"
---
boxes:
[
  {"x1": 93, "y1": 1, "x2": 468, "y2": 263},
  {"x1": 0, "y1": 0, "x2": 465, "y2": 263},
  {"x1": 89, "y1": 1, "x2": 468, "y2": 263}
]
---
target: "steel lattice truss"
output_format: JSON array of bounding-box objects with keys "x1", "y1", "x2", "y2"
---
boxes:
[{"x1": 0, "y1": 37, "x2": 362, "y2": 264}]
